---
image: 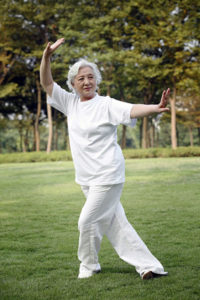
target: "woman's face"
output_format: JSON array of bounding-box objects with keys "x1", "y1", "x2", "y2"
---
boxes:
[{"x1": 73, "y1": 66, "x2": 97, "y2": 101}]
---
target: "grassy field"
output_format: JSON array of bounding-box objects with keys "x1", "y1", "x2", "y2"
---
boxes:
[{"x1": 0, "y1": 157, "x2": 199, "y2": 300}]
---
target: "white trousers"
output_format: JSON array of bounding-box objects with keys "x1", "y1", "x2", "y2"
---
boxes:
[{"x1": 78, "y1": 183, "x2": 167, "y2": 276}]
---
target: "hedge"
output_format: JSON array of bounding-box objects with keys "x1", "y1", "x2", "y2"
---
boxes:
[
  {"x1": 122, "y1": 146, "x2": 200, "y2": 159},
  {"x1": 0, "y1": 147, "x2": 200, "y2": 164},
  {"x1": 0, "y1": 151, "x2": 72, "y2": 164}
]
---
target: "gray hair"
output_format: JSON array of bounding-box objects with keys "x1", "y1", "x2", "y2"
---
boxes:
[{"x1": 67, "y1": 59, "x2": 102, "y2": 92}]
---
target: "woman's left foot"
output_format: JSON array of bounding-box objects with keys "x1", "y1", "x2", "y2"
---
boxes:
[{"x1": 78, "y1": 264, "x2": 101, "y2": 279}]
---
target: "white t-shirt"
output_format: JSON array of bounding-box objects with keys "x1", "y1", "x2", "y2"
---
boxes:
[{"x1": 47, "y1": 82, "x2": 137, "y2": 186}]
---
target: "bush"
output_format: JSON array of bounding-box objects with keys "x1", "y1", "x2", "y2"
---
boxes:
[
  {"x1": 123, "y1": 147, "x2": 200, "y2": 159},
  {"x1": 0, "y1": 147, "x2": 199, "y2": 164},
  {"x1": 0, "y1": 151, "x2": 72, "y2": 164}
]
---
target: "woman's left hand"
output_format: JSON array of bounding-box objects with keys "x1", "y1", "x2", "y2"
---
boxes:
[{"x1": 158, "y1": 88, "x2": 170, "y2": 112}]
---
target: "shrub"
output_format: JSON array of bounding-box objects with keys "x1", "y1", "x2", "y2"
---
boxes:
[
  {"x1": 0, "y1": 151, "x2": 72, "y2": 164},
  {"x1": 0, "y1": 147, "x2": 199, "y2": 164},
  {"x1": 122, "y1": 147, "x2": 200, "y2": 159}
]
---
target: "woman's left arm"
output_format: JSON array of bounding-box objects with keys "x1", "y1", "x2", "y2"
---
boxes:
[{"x1": 130, "y1": 88, "x2": 170, "y2": 119}]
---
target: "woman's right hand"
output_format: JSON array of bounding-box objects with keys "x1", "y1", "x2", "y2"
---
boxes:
[{"x1": 43, "y1": 38, "x2": 65, "y2": 58}]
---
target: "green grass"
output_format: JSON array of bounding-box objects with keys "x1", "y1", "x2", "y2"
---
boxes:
[{"x1": 0, "y1": 158, "x2": 200, "y2": 300}]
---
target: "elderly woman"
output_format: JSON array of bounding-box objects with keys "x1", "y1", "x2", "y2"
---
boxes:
[{"x1": 40, "y1": 38, "x2": 169, "y2": 280}]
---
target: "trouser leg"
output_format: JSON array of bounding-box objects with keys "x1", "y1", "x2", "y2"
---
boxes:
[
  {"x1": 106, "y1": 202, "x2": 167, "y2": 276},
  {"x1": 78, "y1": 184, "x2": 123, "y2": 271}
]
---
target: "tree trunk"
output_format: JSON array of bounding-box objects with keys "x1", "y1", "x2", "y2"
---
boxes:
[
  {"x1": 198, "y1": 127, "x2": 200, "y2": 145},
  {"x1": 19, "y1": 127, "x2": 23, "y2": 152},
  {"x1": 139, "y1": 121, "x2": 142, "y2": 148},
  {"x1": 177, "y1": 126, "x2": 179, "y2": 147},
  {"x1": 189, "y1": 126, "x2": 194, "y2": 147},
  {"x1": 117, "y1": 86, "x2": 127, "y2": 149},
  {"x1": 147, "y1": 126, "x2": 151, "y2": 148},
  {"x1": 23, "y1": 128, "x2": 29, "y2": 152},
  {"x1": 35, "y1": 75, "x2": 42, "y2": 152},
  {"x1": 54, "y1": 124, "x2": 58, "y2": 150},
  {"x1": 142, "y1": 91, "x2": 152, "y2": 149},
  {"x1": 121, "y1": 125, "x2": 127, "y2": 149},
  {"x1": 32, "y1": 124, "x2": 36, "y2": 151},
  {"x1": 150, "y1": 124, "x2": 155, "y2": 148},
  {"x1": 106, "y1": 85, "x2": 111, "y2": 96},
  {"x1": 156, "y1": 130, "x2": 159, "y2": 148},
  {"x1": 170, "y1": 87, "x2": 177, "y2": 149},
  {"x1": 142, "y1": 117, "x2": 148, "y2": 148},
  {"x1": 65, "y1": 119, "x2": 70, "y2": 151},
  {"x1": 46, "y1": 102, "x2": 53, "y2": 153}
]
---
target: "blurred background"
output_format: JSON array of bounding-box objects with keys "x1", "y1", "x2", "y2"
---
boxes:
[{"x1": 0, "y1": 0, "x2": 200, "y2": 154}]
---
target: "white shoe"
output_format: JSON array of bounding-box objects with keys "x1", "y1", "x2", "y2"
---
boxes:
[{"x1": 78, "y1": 264, "x2": 101, "y2": 279}]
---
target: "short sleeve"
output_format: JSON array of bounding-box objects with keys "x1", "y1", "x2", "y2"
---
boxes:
[
  {"x1": 107, "y1": 97, "x2": 137, "y2": 127},
  {"x1": 47, "y1": 82, "x2": 75, "y2": 116}
]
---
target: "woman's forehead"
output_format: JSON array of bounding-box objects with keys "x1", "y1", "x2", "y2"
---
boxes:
[{"x1": 77, "y1": 66, "x2": 94, "y2": 76}]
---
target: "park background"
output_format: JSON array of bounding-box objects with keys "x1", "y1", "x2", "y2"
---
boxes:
[
  {"x1": 0, "y1": 0, "x2": 200, "y2": 155},
  {"x1": 0, "y1": 1, "x2": 200, "y2": 300}
]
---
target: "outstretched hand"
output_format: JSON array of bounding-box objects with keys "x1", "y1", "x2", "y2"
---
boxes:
[
  {"x1": 158, "y1": 88, "x2": 170, "y2": 113},
  {"x1": 43, "y1": 38, "x2": 65, "y2": 58}
]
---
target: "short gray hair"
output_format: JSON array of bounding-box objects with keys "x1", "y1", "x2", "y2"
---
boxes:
[{"x1": 67, "y1": 59, "x2": 102, "y2": 92}]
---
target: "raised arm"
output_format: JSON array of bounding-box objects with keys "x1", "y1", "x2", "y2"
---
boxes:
[
  {"x1": 130, "y1": 88, "x2": 170, "y2": 118},
  {"x1": 40, "y1": 38, "x2": 65, "y2": 97}
]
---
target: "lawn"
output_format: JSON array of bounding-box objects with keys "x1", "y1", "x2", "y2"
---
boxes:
[{"x1": 0, "y1": 157, "x2": 199, "y2": 300}]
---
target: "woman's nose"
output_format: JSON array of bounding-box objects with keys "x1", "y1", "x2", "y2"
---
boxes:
[{"x1": 84, "y1": 78, "x2": 89, "y2": 85}]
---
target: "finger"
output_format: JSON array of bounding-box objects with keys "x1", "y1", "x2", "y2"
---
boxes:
[
  {"x1": 164, "y1": 89, "x2": 170, "y2": 104},
  {"x1": 46, "y1": 42, "x2": 52, "y2": 50},
  {"x1": 160, "y1": 90, "x2": 166, "y2": 106},
  {"x1": 162, "y1": 90, "x2": 166, "y2": 99},
  {"x1": 53, "y1": 38, "x2": 65, "y2": 48},
  {"x1": 160, "y1": 107, "x2": 170, "y2": 112},
  {"x1": 166, "y1": 88, "x2": 170, "y2": 97},
  {"x1": 50, "y1": 38, "x2": 65, "y2": 51}
]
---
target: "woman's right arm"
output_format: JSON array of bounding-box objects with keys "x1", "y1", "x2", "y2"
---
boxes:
[{"x1": 40, "y1": 38, "x2": 65, "y2": 97}]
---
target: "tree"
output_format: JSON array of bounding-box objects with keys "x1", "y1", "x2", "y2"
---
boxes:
[
  {"x1": 0, "y1": 0, "x2": 63, "y2": 152},
  {"x1": 0, "y1": 0, "x2": 199, "y2": 152},
  {"x1": 156, "y1": 0, "x2": 200, "y2": 148}
]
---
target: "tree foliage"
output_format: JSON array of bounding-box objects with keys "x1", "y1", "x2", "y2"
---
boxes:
[{"x1": 0, "y1": 0, "x2": 199, "y2": 152}]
